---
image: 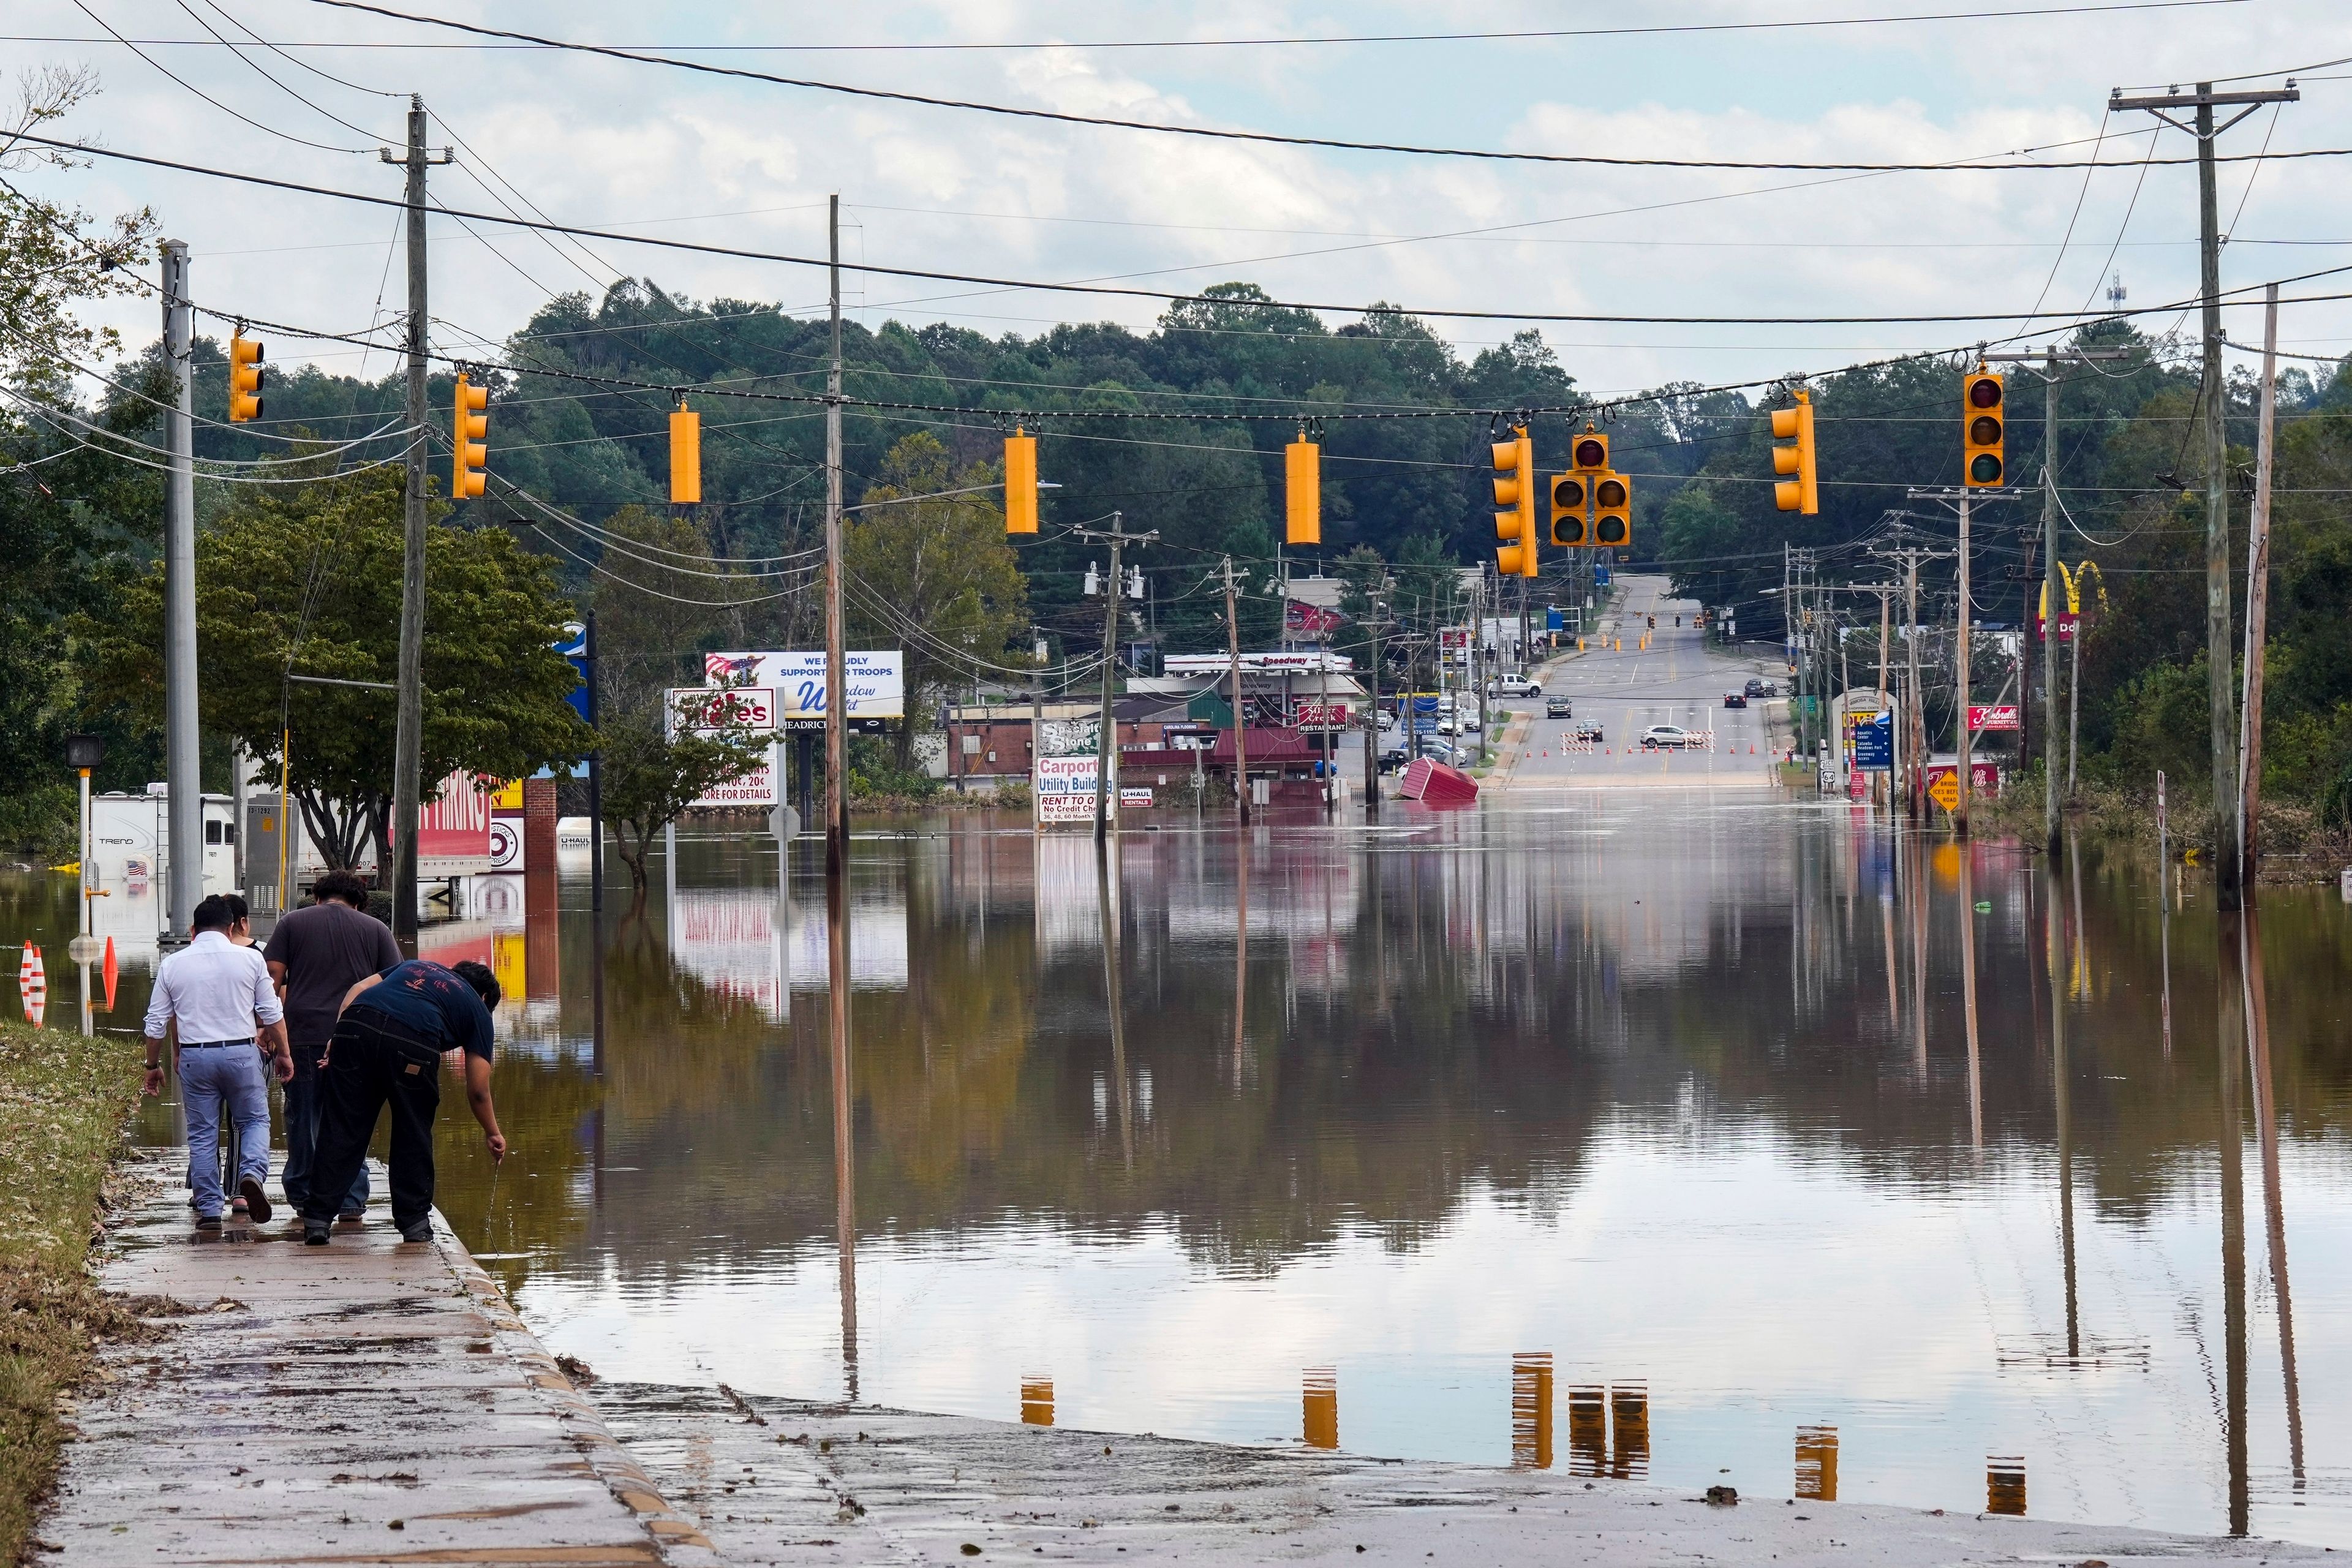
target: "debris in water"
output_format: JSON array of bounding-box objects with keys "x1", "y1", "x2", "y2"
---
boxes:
[{"x1": 1706, "y1": 1486, "x2": 1738, "y2": 1506}]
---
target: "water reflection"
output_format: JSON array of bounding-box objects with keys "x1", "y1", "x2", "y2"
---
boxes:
[
  {"x1": 1796, "y1": 1424, "x2": 1839, "y2": 1503},
  {"x1": 11, "y1": 797, "x2": 2351, "y2": 1547},
  {"x1": 1510, "y1": 1352, "x2": 1553, "y2": 1471},
  {"x1": 1987, "y1": 1456, "x2": 2027, "y2": 1515},
  {"x1": 1021, "y1": 1376, "x2": 1054, "y2": 1428},
  {"x1": 1302, "y1": 1367, "x2": 1338, "y2": 1450}
]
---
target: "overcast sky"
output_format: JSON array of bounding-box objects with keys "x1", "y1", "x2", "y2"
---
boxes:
[{"x1": 15, "y1": 0, "x2": 2352, "y2": 398}]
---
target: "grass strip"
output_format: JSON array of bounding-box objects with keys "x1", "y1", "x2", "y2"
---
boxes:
[{"x1": 0, "y1": 1017, "x2": 144, "y2": 1562}]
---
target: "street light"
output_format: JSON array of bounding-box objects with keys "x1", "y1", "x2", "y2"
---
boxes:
[{"x1": 65, "y1": 734, "x2": 103, "y2": 938}]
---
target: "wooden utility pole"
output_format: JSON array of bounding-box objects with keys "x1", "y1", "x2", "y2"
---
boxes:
[
  {"x1": 1362, "y1": 600, "x2": 1382, "y2": 813},
  {"x1": 1224, "y1": 556, "x2": 1250, "y2": 824},
  {"x1": 2240, "y1": 282, "x2": 2280, "y2": 891},
  {"x1": 383, "y1": 97, "x2": 450, "y2": 940},
  {"x1": 2112, "y1": 80, "x2": 2297, "y2": 910},
  {"x1": 823, "y1": 194, "x2": 848, "y2": 876}
]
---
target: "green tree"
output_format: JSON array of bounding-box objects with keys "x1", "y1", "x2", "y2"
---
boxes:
[
  {"x1": 87, "y1": 467, "x2": 591, "y2": 869},
  {"x1": 598, "y1": 697, "x2": 767, "y2": 903},
  {"x1": 845, "y1": 432, "x2": 1029, "y2": 769}
]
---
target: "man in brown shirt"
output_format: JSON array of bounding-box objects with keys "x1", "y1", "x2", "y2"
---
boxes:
[{"x1": 262, "y1": 870, "x2": 399, "y2": 1219}]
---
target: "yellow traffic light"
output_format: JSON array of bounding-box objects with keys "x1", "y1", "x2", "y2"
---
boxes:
[
  {"x1": 1593, "y1": 471, "x2": 1632, "y2": 547},
  {"x1": 1571, "y1": 425, "x2": 1609, "y2": 474},
  {"x1": 1004, "y1": 427, "x2": 1038, "y2": 534},
  {"x1": 668, "y1": 396, "x2": 701, "y2": 505},
  {"x1": 1492, "y1": 426, "x2": 1535, "y2": 579},
  {"x1": 228, "y1": 331, "x2": 265, "y2": 423},
  {"x1": 451, "y1": 372, "x2": 488, "y2": 500},
  {"x1": 1964, "y1": 370, "x2": 2005, "y2": 488},
  {"x1": 1550, "y1": 472, "x2": 1590, "y2": 547},
  {"x1": 1286, "y1": 432, "x2": 1321, "y2": 546},
  {"x1": 1771, "y1": 390, "x2": 1817, "y2": 514}
]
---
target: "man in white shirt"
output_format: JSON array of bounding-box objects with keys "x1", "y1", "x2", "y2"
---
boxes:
[{"x1": 143, "y1": 894, "x2": 294, "y2": 1229}]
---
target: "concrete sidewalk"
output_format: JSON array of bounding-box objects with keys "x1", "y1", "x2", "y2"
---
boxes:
[
  {"x1": 40, "y1": 1151, "x2": 717, "y2": 1567},
  {"x1": 591, "y1": 1383, "x2": 2324, "y2": 1567}
]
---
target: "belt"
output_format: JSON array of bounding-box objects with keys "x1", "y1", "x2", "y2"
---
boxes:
[{"x1": 180, "y1": 1038, "x2": 257, "y2": 1049}]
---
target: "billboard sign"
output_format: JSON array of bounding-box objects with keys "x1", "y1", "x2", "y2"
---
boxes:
[
  {"x1": 705, "y1": 651, "x2": 904, "y2": 722},
  {"x1": 417, "y1": 771, "x2": 494, "y2": 873},
  {"x1": 1035, "y1": 755, "x2": 1109, "y2": 826},
  {"x1": 673, "y1": 687, "x2": 777, "y2": 733},
  {"x1": 1293, "y1": 701, "x2": 1351, "y2": 731},
  {"x1": 1968, "y1": 704, "x2": 2021, "y2": 732},
  {"x1": 1285, "y1": 599, "x2": 1344, "y2": 637}
]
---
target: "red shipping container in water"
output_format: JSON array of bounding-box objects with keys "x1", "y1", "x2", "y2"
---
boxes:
[{"x1": 1396, "y1": 758, "x2": 1479, "y2": 807}]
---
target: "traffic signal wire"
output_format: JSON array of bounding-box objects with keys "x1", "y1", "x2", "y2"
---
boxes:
[
  {"x1": 25, "y1": 129, "x2": 2352, "y2": 333},
  {"x1": 69, "y1": 0, "x2": 374, "y2": 154},
  {"x1": 303, "y1": 0, "x2": 2280, "y2": 177}
]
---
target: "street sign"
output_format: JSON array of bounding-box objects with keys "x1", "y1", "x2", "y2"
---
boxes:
[
  {"x1": 1852, "y1": 713, "x2": 1893, "y2": 770},
  {"x1": 1847, "y1": 769, "x2": 1867, "y2": 800},
  {"x1": 1968, "y1": 704, "x2": 2021, "y2": 731},
  {"x1": 1035, "y1": 755, "x2": 1110, "y2": 826},
  {"x1": 1928, "y1": 769, "x2": 1961, "y2": 811}
]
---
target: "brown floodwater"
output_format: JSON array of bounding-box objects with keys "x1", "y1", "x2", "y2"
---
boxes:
[{"x1": 13, "y1": 796, "x2": 2351, "y2": 1544}]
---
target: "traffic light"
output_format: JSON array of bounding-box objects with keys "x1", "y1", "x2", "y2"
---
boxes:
[
  {"x1": 1550, "y1": 472, "x2": 1589, "y2": 546},
  {"x1": 1771, "y1": 389, "x2": 1817, "y2": 514},
  {"x1": 1492, "y1": 425, "x2": 1536, "y2": 579},
  {"x1": 450, "y1": 372, "x2": 488, "y2": 499},
  {"x1": 668, "y1": 395, "x2": 700, "y2": 505},
  {"x1": 227, "y1": 331, "x2": 264, "y2": 423},
  {"x1": 1571, "y1": 424, "x2": 1609, "y2": 475},
  {"x1": 1592, "y1": 471, "x2": 1632, "y2": 547},
  {"x1": 1963, "y1": 370, "x2": 2005, "y2": 488},
  {"x1": 1004, "y1": 426, "x2": 1037, "y2": 535},
  {"x1": 1286, "y1": 431, "x2": 1320, "y2": 546}
]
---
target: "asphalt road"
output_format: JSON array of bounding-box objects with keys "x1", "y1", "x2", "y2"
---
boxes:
[{"x1": 1491, "y1": 573, "x2": 1784, "y2": 791}]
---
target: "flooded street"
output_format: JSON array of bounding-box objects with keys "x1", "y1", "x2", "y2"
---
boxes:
[{"x1": 17, "y1": 799, "x2": 2352, "y2": 1546}]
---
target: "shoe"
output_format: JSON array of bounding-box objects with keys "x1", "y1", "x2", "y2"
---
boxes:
[
  {"x1": 195, "y1": 1214, "x2": 223, "y2": 1231},
  {"x1": 337, "y1": 1210, "x2": 365, "y2": 1224},
  {"x1": 238, "y1": 1177, "x2": 273, "y2": 1224},
  {"x1": 231, "y1": 1196, "x2": 249, "y2": 1214},
  {"x1": 303, "y1": 1219, "x2": 331, "y2": 1246},
  {"x1": 398, "y1": 1220, "x2": 433, "y2": 1244}
]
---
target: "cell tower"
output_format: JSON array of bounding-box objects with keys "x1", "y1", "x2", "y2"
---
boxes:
[{"x1": 2106, "y1": 273, "x2": 2127, "y2": 309}]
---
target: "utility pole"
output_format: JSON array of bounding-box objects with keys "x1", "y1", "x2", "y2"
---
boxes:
[
  {"x1": 382, "y1": 96, "x2": 450, "y2": 942},
  {"x1": 2240, "y1": 281, "x2": 2280, "y2": 891},
  {"x1": 2112, "y1": 80, "x2": 2297, "y2": 911},
  {"x1": 1363, "y1": 595, "x2": 1385, "y2": 813},
  {"x1": 159, "y1": 239, "x2": 198, "y2": 941},
  {"x1": 1872, "y1": 526, "x2": 1955, "y2": 820},
  {"x1": 1986, "y1": 342, "x2": 2134, "y2": 855},
  {"x1": 1075, "y1": 514, "x2": 1153, "y2": 839},
  {"x1": 1224, "y1": 556, "x2": 1250, "y2": 824},
  {"x1": 823, "y1": 194, "x2": 849, "y2": 878}
]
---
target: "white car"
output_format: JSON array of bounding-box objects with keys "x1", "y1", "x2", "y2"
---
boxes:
[
  {"x1": 1640, "y1": 724, "x2": 1694, "y2": 750},
  {"x1": 1487, "y1": 676, "x2": 1540, "y2": 698}
]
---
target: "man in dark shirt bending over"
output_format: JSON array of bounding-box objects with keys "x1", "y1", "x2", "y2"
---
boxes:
[
  {"x1": 262, "y1": 871, "x2": 398, "y2": 1221},
  {"x1": 301, "y1": 957, "x2": 508, "y2": 1246}
]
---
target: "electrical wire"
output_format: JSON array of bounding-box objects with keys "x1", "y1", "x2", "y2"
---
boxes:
[
  {"x1": 304, "y1": 0, "x2": 2284, "y2": 176},
  {"x1": 194, "y1": 0, "x2": 402, "y2": 96},
  {"x1": 70, "y1": 0, "x2": 372, "y2": 153},
  {"x1": 167, "y1": 0, "x2": 388, "y2": 143}
]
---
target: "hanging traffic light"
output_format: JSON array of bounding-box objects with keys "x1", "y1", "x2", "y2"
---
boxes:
[
  {"x1": 1286, "y1": 430, "x2": 1321, "y2": 546},
  {"x1": 1492, "y1": 425, "x2": 1536, "y2": 579},
  {"x1": 1550, "y1": 472, "x2": 1590, "y2": 546},
  {"x1": 1571, "y1": 424, "x2": 1609, "y2": 475},
  {"x1": 1004, "y1": 426, "x2": 1038, "y2": 535},
  {"x1": 1771, "y1": 389, "x2": 1817, "y2": 514},
  {"x1": 450, "y1": 372, "x2": 488, "y2": 499},
  {"x1": 227, "y1": 331, "x2": 265, "y2": 423},
  {"x1": 1963, "y1": 370, "x2": 2005, "y2": 488},
  {"x1": 1593, "y1": 471, "x2": 1632, "y2": 547},
  {"x1": 668, "y1": 394, "x2": 700, "y2": 505}
]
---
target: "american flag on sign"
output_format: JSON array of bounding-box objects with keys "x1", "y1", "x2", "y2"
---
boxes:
[{"x1": 706, "y1": 653, "x2": 761, "y2": 683}]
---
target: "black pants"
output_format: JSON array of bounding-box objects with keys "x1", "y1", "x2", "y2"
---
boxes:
[{"x1": 301, "y1": 1012, "x2": 442, "y2": 1228}]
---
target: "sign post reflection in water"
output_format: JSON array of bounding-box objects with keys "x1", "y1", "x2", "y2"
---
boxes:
[
  {"x1": 1302, "y1": 1368, "x2": 1338, "y2": 1450},
  {"x1": 2048, "y1": 854, "x2": 2081, "y2": 1362},
  {"x1": 1510, "y1": 1352, "x2": 1553, "y2": 1471},
  {"x1": 1960, "y1": 843, "x2": 1983, "y2": 1152}
]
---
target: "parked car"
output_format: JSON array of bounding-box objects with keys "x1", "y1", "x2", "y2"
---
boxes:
[
  {"x1": 1488, "y1": 675, "x2": 1541, "y2": 698},
  {"x1": 1723, "y1": 691, "x2": 1748, "y2": 709},
  {"x1": 1743, "y1": 678, "x2": 1773, "y2": 699},
  {"x1": 1545, "y1": 695, "x2": 1574, "y2": 718},
  {"x1": 1570, "y1": 722, "x2": 1604, "y2": 743},
  {"x1": 1640, "y1": 724, "x2": 1694, "y2": 750}
]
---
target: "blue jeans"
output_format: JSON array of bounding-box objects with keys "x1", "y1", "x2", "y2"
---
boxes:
[
  {"x1": 181, "y1": 1046, "x2": 271, "y2": 1218},
  {"x1": 282, "y1": 1064, "x2": 369, "y2": 1215}
]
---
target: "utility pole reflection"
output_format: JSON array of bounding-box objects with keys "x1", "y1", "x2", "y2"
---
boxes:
[
  {"x1": 829, "y1": 850, "x2": 857, "y2": 1401},
  {"x1": 2241, "y1": 908, "x2": 2304, "y2": 1491},
  {"x1": 1232, "y1": 826, "x2": 1248, "y2": 1093},
  {"x1": 2218, "y1": 916, "x2": 2248, "y2": 1537},
  {"x1": 1960, "y1": 843, "x2": 1983, "y2": 1152},
  {"x1": 2048, "y1": 856, "x2": 2079, "y2": 1361},
  {"x1": 1099, "y1": 840, "x2": 1132, "y2": 1170},
  {"x1": 1510, "y1": 1352, "x2": 1553, "y2": 1471}
]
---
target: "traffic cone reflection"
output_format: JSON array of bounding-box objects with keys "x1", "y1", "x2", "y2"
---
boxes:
[
  {"x1": 1302, "y1": 1368, "x2": 1338, "y2": 1450},
  {"x1": 1511, "y1": 1352, "x2": 1553, "y2": 1470}
]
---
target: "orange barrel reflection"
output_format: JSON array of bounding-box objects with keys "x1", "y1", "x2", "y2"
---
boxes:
[
  {"x1": 1795, "y1": 1425, "x2": 1839, "y2": 1502},
  {"x1": 1511, "y1": 1352, "x2": 1554, "y2": 1470},
  {"x1": 1610, "y1": 1382, "x2": 1650, "y2": 1480},
  {"x1": 1986, "y1": 1456, "x2": 2027, "y2": 1515},
  {"x1": 1302, "y1": 1368, "x2": 1338, "y2": 1450},
  {"x1": 1567, "y1": 1384, "x2": 1607, "y2": 1477},
  {"x1": 1020, "y1": 1377, "x2": 1054, "y2": 1428}
]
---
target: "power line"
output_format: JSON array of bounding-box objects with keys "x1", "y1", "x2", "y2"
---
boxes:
[
  {"x1": 69, "y1": 0, "x2": 371, "y2": 154},
  {"x1": 303, "y1": 0, "x2": 2296, "y2": 176}
]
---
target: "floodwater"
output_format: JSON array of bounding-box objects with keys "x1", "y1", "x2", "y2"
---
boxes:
[{"x1": 12, "y1": 797, "x2": 2352, "y2": 1546}]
